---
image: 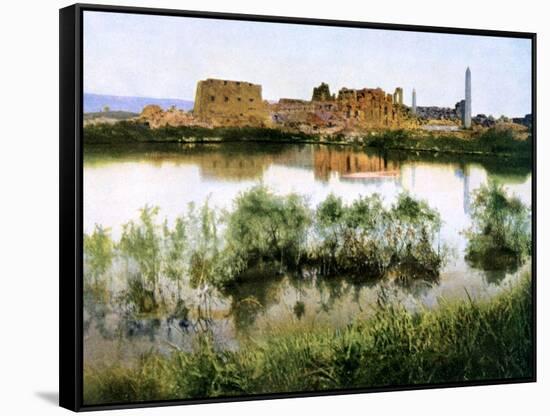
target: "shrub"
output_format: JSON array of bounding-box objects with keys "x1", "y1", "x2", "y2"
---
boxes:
[
  {"x1": 118, "y1": 206, "x2": 163, "y2": 311},
  {"x1": 465, "y1": 181, "x2": 531, "y2": 270},
  {"x1": 311, "y1": 192, "x2": 443, "y2": 281},
  {"x1": 220, "y1": 186, "x2": 311, "y2": 283}
]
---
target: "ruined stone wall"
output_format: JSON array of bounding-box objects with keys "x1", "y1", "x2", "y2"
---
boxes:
[
  {"x1": 393, "y1": 87, "x2": 403, "y2": 106},
  {"x1": 415, "y1": 105, "x2": 461, "y2": 122},
  {"x1": 193, "y1": 78, "x2": 269, "y2": 127},
  {"x1": 139, "y1": 79, "x2": 420, "y2": 133},
  {"x1": 312, "y1": 82, "x2": 334, "y2": 101},
  {"x1": 336, "y1": 87, "x2": 402, "y2": 129},
  {"x1": 270, "y1": 99, "x2": 340, "y2": 134},
  {"x1": 139, "y1": 104, "x2": 201, "y2": 128},
  {"x1": 270, "y1": 84, "x2": 414, "y2": 134}
]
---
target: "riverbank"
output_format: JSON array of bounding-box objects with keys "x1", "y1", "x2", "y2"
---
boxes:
[
  {"x1": 83, "y1": 121, "x2": 532, "y2": 158},
  {"x1": 83, "y1": 268, "x2": 533, "y2": 405}
]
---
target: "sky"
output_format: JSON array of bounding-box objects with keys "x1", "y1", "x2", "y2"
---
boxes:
[{"x1": 83, "y1": 11, "x2": 532, "y2": 118}]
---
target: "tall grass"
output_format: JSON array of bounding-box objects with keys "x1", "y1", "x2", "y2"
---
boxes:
[
  {"x1": 218, "y1": 186, "x2": 312, "y2": 284},
  {"x1": 310, "y1": 193, "x2": 443, "y2": 281},
  {"x1": 465, "y1": 181, "x2": 531, "y2": 270},
  {"x1": 84, "y1": 186, "x2": 446, "y2": 311},
  {"x1": 83, "y1": 268, "x2": 533, "y2": 405}
]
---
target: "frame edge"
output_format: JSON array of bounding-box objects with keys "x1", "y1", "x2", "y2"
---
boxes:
[{"x1": 60, "y1": 4, "x2": 83, "y2": 412}]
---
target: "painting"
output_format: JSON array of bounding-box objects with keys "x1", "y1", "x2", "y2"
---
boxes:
[{"x1": 60, "y1": 4, "x2": 535, "y2": 411}]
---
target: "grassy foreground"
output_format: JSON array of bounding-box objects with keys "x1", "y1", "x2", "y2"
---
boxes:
[{"x1": 83, "y1": 269, "x2": 533, "y2": 405}]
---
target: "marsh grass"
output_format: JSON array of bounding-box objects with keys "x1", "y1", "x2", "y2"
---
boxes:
[
  {"x1": 309, "y1": 193, "x2": 443, "y2": 282},
  {"x1": 84, "y1": 186, "x2": 446, "y2": 305},
  {"x1": 465, "y1": 181, "x2": 531, "y2": 271},
  {"x1": 83, "y1": 268, "x2": 533, "y2": 405}
]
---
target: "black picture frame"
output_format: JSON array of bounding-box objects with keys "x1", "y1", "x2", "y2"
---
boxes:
[{"x1": 60, "y1": 3, "x2": 537, "y2": 412}]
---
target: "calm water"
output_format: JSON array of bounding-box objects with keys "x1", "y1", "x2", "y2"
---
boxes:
[{"x1": 83, "y1": 143, "x2": 532, "y2": 363}]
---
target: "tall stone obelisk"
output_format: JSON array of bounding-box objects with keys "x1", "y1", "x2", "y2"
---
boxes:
[
  {"x1": 464, "y1": 67, "x2": 472, "y2": 128},
  {"x1": 412, "y1": 88, "x2": 417, "y2": 114}
]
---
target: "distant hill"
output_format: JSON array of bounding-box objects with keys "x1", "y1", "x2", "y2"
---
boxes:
[{"x1": 84, "y1": 93, "x2": 194, "y2": 113}]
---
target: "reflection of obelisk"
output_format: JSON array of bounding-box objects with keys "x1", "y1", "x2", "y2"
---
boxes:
[
  {"x1": 464, "y1": 67, "x2": 472, "y2": 128},
  {"x1": 412, "y1": 88, "x2": 417, "y2": 114},
  {"x1": 462, "y1": 165, "x2": 470, "y2": 214}
]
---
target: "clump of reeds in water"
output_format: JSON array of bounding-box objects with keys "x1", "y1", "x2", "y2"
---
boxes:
[
  {"x1": 84, "y1": 186, "x2": 448, "y2": 317},
  {"x1": 465, "y1": 181, "x2": 531, "y2": 271}
]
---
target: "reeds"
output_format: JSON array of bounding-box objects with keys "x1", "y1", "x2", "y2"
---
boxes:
[{"x1": 83, "y1": 268, "x2": 533, "y2": 404}]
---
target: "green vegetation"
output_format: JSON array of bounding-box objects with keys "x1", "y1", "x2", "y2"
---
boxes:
[
  {"x1": 363, "y1": 128, "x2": 532, "y2": 156},
  {"x1": 83, "y1": 187, "x2": 446, "y2": 317},
  {"x1": 465, "y1": 181, "x2": 531, "y2": 270},
  {"x1": 220, "y1": 186, "x2": 311, "y2": 283},
  {"x1": 83, "y1": 121, "x2": 315, "y2": 145},
  {"x1": 83, "y1": 225, "x2": 114, "y2": 305},
  {"x1": 82, "y1": 180, "x2": 533, "y2": 406},
  {"x1": 83, "y1": 121, "x2": 531, "y2": 157},
  {"x1": 83, "y1": 269, "x2": 533, "y2": 405},
  {"x1": 310, "y1": 193, "x2": 443, "y2": 281}
]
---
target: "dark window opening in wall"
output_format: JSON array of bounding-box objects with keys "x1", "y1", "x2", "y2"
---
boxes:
[
  {"x1": 240, "y1": 113, "x2": 243, "y2": 116},
  {"x1": 237, "y1": 97, "x2": 242, "y2": 101},
  {"x1": 236, "y1": 82, "x2": 241, "y2": 86},
  {"x1": 224, "y1": 96, "x2": 229, "y2": 102},
  {"x1": 249, "y1": 98, "x2": 254, "y2": 102},
  {"x1": 354, "y1": 110, "x2": 359, "y2": 117},
  {"x1": 249, "y1": 83, "x2": 253, "y2": 86},
  {"x1": 223, "y1": 81, "x2": 227, "y2": 85},
  {"x1": 384, "y1": 107, "x2": 388, "y2": 115},
  {"x1": 210, "y1": 96, "x2": 215, "y2": 102}
]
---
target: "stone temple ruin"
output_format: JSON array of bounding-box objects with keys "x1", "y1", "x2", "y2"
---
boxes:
[
  {"x1": 193, "y1": 78, "x2": 270, "y2": 127},
  {"x1": 270, "y1": 83, "x2": 418, "y2": 134},
  {"x1": 137, "y1": 68, "x2": 530, "y2": 133},
  {"x1": 140, "y1": 78, "x2": 417, "y2": 134}
]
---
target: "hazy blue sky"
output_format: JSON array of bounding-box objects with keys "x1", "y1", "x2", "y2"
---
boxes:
[{"x1": 84, "y1": 11, "x2": 532, "y2": 117}]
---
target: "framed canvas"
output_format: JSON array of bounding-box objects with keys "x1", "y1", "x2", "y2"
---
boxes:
[{"x1": 59, "y1": 3, "x2": 537, "y2": 411}]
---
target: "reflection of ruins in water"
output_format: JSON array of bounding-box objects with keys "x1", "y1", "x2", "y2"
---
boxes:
[
  {"x1": 195, "y1": 145, "x2": 400, "y2": 183},
  {"x1": 140, "y1": 145, "x2": 401, "y2": 183},
  {"x1": 312, "y1": 146, "x2": 400, "y2": 181}
]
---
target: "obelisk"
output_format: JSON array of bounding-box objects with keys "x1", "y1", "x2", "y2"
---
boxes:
[
  {"x1": 464, "y1": 67, "x2": 471, "y2": 128},
  {"x1": 412, "y1": 88, "x2": 417, "y2": 114}
]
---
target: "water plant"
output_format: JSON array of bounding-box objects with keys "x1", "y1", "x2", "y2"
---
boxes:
[
  {"x1": 118, "y1": 205, "x2": 163, "y2": 313},
  {"x1": 310, "y1": 192, "x2": 443, "y2": 281},
  {"x1": 220, "y1": 185, "x2": 311, "y2": 283},
  {"x1": 162, "y1": 217, "x2": 188, "y2": 297},
  {"x1": 83, "y1": 269, "x2": 533, "y2": 404},
  {"x1": 83, "y1": 225, "x2": 114, "y2": 306},
  {"x1": 465, "y1": 181, "x2": 531, "y2": 270},
  {"x1": 84, "y1": 224, "x2": 114, "y2": 286}
]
